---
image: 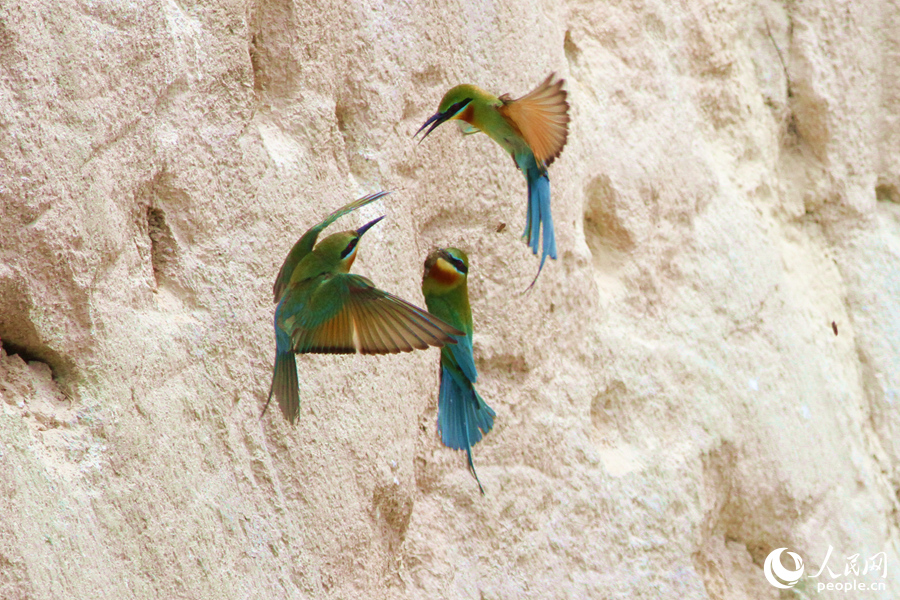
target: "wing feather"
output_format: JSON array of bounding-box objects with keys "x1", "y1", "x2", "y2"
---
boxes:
[
  {"x1": 352, "y1": 301, "x2": 383, "y2": 354},
  {"x1": 498, "y1": 74, "x2": 570, "y2": 169},
  {"x1": 367, "y1": 300, "x2": 429, "y2": 352},
  {"x1": 284, "y1": 274, "x2": 463, "y2": 356},
  {"x1": 378, "y1": 299, "x2": 445, "y2": 348},
  {"x1": 381, "y1": 304, "x2": 432, "y2": 350},
  {"x1": 359, "y1": 301, "x2": 394, "y2": 354},
  {"x1": 371, "y1": 303, "x2": 412, "y2": 353}
]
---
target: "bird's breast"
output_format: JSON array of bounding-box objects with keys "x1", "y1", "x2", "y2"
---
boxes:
[
  {"x1": 458, "y1": 104, "x2": 476, "y2": 125},
  {"x1": 427, "y1": 258, "x2": 463, "y2": 287}
]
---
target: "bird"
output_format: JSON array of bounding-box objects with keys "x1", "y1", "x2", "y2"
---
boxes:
[
  {"x1": 416, "y1": 74, "x2": 570, "y2": 285},
  {"x1": 265, "y1": 192, "x2": 464, "y2": 423},
  {"x1": 422, "y1": 248, "x2": 495, "y2": 494}
]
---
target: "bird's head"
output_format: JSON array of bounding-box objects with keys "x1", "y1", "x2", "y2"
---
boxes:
[
  {"x1": 423, "y1": 247, "x2": 469, "y2": 292},
  {"x1": 415, "y1": 85, "x2": 478, "y2": 141},
  {"x1": 316, "y1": 215, "x2": 384, "y2": 273}
]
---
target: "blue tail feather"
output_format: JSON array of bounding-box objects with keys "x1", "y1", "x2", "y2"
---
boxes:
[
  {"x1": 525, "y1": 174, "x2": 540, "y2": 254},
  {"x1": 263, "y1": 321, "x2": 300, "y2": 423},
  {"x1": 437, "y1": 365, "x2": 496, "y2": 494},
  {"x1": 521, "y1": 158, "x2": 557, "y2": 281}
]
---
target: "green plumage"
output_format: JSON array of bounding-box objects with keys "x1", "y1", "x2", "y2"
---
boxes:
[
  {"x1": 422, "y1": 248, "x2": 495, "y2": 494},
  {"x1": 417, "y1": 75, "x2": 571, "y2": 283},
  {"x1": 264, "y1": 192, "x2": 462, "y2": 423}
]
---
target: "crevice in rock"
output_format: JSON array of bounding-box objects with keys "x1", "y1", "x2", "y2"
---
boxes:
[
  {"x1": 372, "y1": 482, "x2": 413, "y2": 558},
  {"x1": 761, "y1": 8, "x2": 828, "y2": 159},
  {"x1": 0, "y1": 279, "x2": 67, "y2": 383},
  {"x1": 1, "y1": 340, "x2": 51, "y2": 370},
  {"x1": 764, "y1": 16, "x2": 793, "y2": 100},
  {"x1": 583, "y1": 175, "x2": 635, "y2": 274},
  {"x1": 148, "y1": 206, "x2": 177, "y2": 287},
  {"x1": 563, "y1": 29, "x2": 581, "y2": 69},
  {"x1": 247, "y1": 0, "x2": 297, "y2": 100},
  {"x1": 137, "y1": 173, "x2": 198, "y2": 308},
  {"x1": 248, "y1": 32, "x2": 263, "y2": 93},
  {"x1": 875, "y1": 182, "x2": 899, "y2": 204}
]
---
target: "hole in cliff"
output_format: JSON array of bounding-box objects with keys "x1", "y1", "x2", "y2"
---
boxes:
[
  {"x1": 137, "y1": 173, "x2": 198, "y2": 307},
  {"x1": 0, "y1": 337, "x2": 63, "y2": 385},
  {"x1": 148, "y1": 206, "x2": 177, "y2": 286},
  {"x1": 0, "y1": 276, "x2": 66, "y2": 380},
  {"x1": 335, "y1": 102, "x2": 348, "y2": 136},
  {"x1": 249, "y1": 33, "x2": 264, "y2": 93},
  {"x1": 875, "y1": 183, "x2": 898, "y2": 204},
  {"x1": 334, "y1": 100, "x2": 357, "y2": 153},
  {"x1": 564, "y1": 30, "x2": 581, "y2": 66},
  {"x1": 782, "y1": 111, "x2": 801, "y2": 147},
  {"x1": 247, "y1": 0, "x2": 297, "y2": 98},
  {"x1": 590, "y1": 379, "x2": 627, "y2": 433},
  {"x1": 334, "y1": 95, "x2": 378, "y2": 181},
  {"x1": 2, "y1": 340, "x2": 45, "y2": 365},
  {"x1": 372, "y1": 483, "x2": 413, "y2": 557},
  {"x1": 583, "y1": 175, "x2": 635, "y2": 268}
]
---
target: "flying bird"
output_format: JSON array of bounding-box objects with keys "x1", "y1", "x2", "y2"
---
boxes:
[
  {"x1": 266, "y1": 192, "x2": 463, "y2": 423},
  {"x1": 422, "y1": 248, "x2": 495, "y2": 494},
  {"x1": 416, "y1": 74, "x2": 570, "y2": 284}
]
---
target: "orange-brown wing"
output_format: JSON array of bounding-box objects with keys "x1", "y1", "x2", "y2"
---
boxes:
[
  {"x1": 288, "y1": 274, "x2": 462, "y2": 355},
  {"x1": 498, "y1": 74, "x2": 570, "y2": 168}
]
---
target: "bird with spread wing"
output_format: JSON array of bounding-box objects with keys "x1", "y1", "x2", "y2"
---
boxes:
[
  {"x1": 265, "y1": 191, "x2": 463, "y2": 423},
  {"x1": 416, "y1": 74, "x2": 570, "y2": 285}
]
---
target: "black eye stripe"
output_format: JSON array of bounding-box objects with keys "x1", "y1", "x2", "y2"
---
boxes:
[
  {"x1": 451, "y1": 99, "x2": 472, "y2": 115},
  {"x1": 449, "y1": 256, "x2": 468, "y2": 274},
  {"x1": 341, "y1": 237, "x2": 359, "y2": 258}
]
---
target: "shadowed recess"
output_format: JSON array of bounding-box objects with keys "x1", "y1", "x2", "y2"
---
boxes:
[
  {"x1": 583, "y1": 175, "x2": 635, "y2": 260},
  {"x1": 248, "y1": 0, "x2": 298, "y2": 98},
  {"x1": 148, "y1": 206, "x2": 177, "y2": 286},
  {"x1": 372, "y1": 482, "x2": 413, "y2": 559},
  {"x1": 0, "y1": 278, "x2": 66, "y2": 380},
  {"x1": 138, "y1": 173, "x2": 198, "y2": 306},
  {"x1": 876, "y1": 183, "x2": 899, "y2": 204}
]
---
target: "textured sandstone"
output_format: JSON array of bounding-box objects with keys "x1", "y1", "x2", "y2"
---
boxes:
[{"x1": 1, "y1": 0, "x2": 898, "y2": 598}]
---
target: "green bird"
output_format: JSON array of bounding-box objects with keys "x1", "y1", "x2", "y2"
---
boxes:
[
  {"x1": 422, "y1": 248, "x2": 495, "y2": 494},
  {"x1": 265, "y1": 192, "x2": 464, "y2": 423},
  {"x1": 416, "y1": 74, "x2": 570, "y2": 284}
]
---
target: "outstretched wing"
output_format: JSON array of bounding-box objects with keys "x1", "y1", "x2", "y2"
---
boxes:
[
  {"x1": 284, "y1": 274, "x2": 463, "y2": 354},
  {"x1": 273, "y1": 191, "x2": 390, "y2": 303},
  {"x1": 498, "y1": 74, "x2": 570, "y2": 169}
]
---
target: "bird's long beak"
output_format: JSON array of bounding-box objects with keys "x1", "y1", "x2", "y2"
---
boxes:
[
  {"x1": 414, "y1": 110, "x2": 452, "y2": 142},
  {"x1": 356, "y1": 215, "x2": 385, "y2": 237}
]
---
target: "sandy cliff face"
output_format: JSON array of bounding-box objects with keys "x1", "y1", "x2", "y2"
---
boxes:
[{"x1": 1, "y1": 0, "x2": 898, "y2": 598}]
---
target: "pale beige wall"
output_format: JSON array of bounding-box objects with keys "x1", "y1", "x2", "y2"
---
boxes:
[{"x1": 1, "y1": 0, "x2": 899, "y2": 598}]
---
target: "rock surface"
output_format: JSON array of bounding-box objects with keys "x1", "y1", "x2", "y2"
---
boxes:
[{"x1": 1, "y1": 0, "x2": 899, "y2": 598}]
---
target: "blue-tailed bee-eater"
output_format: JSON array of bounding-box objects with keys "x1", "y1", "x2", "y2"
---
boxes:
[
  {"x1": 422, "y1": 248, "x2": 495, "y2": 494},
  {"x1": 265, "y1": 192, "x2": 463, "y2": 423},
  {"x1": 416, "y1": 74, "x2": 570, "y2": 284}
]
